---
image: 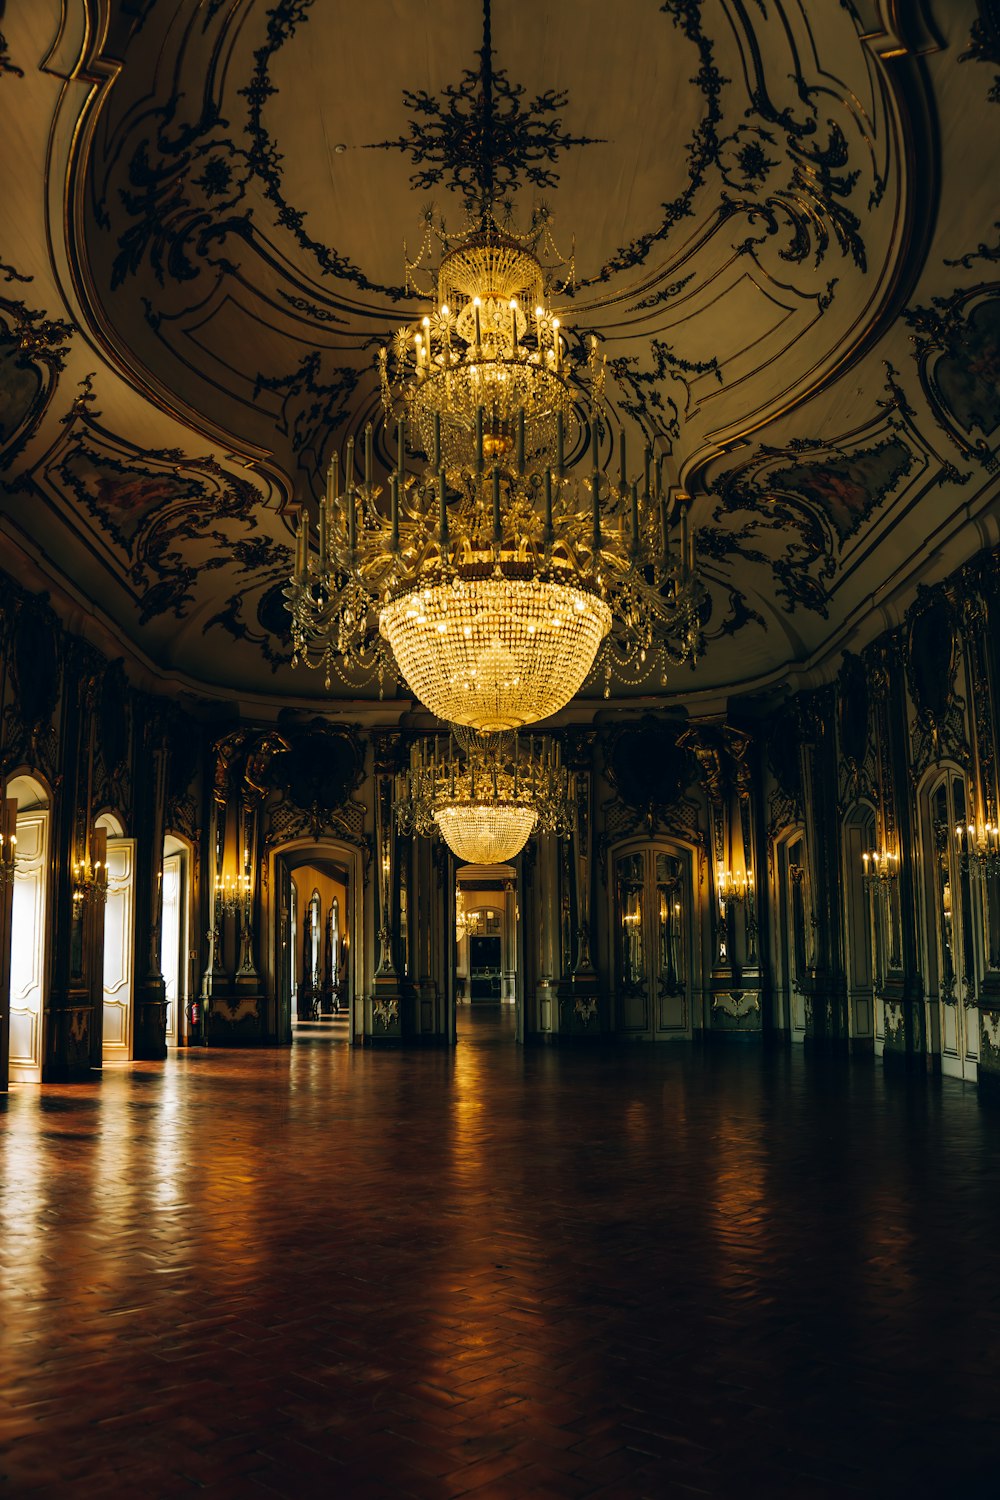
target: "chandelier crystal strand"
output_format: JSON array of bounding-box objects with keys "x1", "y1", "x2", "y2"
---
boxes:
[{"x1": 396, "y1": 728, "x2": 574, "y2": 866}]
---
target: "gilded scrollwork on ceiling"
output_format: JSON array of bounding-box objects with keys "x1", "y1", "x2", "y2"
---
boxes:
[
  {"x1": 0, "y1": 263, "x2": 75, "y2": 472},
  {"x1": 72, "y1": 0, "x2": 918, "y2": 493},
  {"x1": 904, "y1": 284, "x2": 1000, "y2": 471},
  {"x1": 960, "y1": 1, "x2": 1000, "y2": 103},
  {"x1": 5, "y1": 0, "x2": 994, "y2": 709},
  {"x1": 16, "y1": 372, "x2": 292, "y2": 646},
  {"x1": 698, "y1": 339, "x2": 982, "y2": 634}
]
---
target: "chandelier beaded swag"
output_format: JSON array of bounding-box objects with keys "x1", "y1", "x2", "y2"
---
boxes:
[{"x1": 284, "y1": 7, "x2": 705, "y2": 733}]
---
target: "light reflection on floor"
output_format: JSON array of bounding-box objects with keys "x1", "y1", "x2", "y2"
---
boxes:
[{"x1": 1, "y1": 1039, "x2": 998, "y2": 1495}]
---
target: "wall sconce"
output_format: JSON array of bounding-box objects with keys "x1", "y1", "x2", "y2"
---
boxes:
[
  {"x1": 953, "y1": 821, "x2": 1000, "y2": 877},
  {"x1": 861, "y1": 850, "x2": 898, "y2": 889},
  {"x1": 73, "y1": 857, "x2": 109, "y2": 909},
  {"x1": 0, "y1": 830, "x2": 20, "y2": 892},
  {"x1": 717, "y1": 867, "x2": 750, "y2": 904},
  {"x1": 215, "y1": 873, "x2": 250, "y2": 917}
]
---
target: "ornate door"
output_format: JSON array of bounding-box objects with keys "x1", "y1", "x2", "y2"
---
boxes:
[
  {"x1": 613, "y1": 844, "x2": 693, "y2": 1039},
  {"x1": 9, "y1": 808, "x2": 48, "y2": 1082},
  {"x1": 102, "y1": 839, "x2": 136, "y2": 1059}
]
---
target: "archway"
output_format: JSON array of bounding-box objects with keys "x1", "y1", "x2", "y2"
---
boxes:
[
  {"x1": 5, "y1": 774, "x2": 51, "y2": 1084},
  {"x1": 455, "y1": 863, "x2": 518, "y2": 1042},
  {"x1": 96, "y1": 811, "x2": 135, "y2": 1062},
  {"x1": 270, "y1": 841, "x2": 360, "y2": 1044}
]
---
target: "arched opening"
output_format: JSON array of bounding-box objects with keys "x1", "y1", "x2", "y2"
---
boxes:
[
  {"x1": 917, "y1": 767, "x2": 979, "y2": 1080},
  {"x1": 162, "y1": 833, "x2": 192, "y2": 1047},
  {"x1": 271, "y1": 844, "x2": 355, "y2": 1043},
  {"x1": 5, "y1": 774, "x2": 51, "y2": 1084},
  {"x1": 455, "y1": 863, "x2": 518, "y2": 1042},
  {"x1": 771, "y1": 826, "x2": 811, "y2": 1040},
  {"x1": 96, "y1": 811, "x2": 136, "y2": 1062},
  {"x1": 608, "y1": 839, "x2": 700, "y2": 1041}
]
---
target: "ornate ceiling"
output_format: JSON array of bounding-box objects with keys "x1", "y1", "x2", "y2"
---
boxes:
[{"x1": 1, "y1": 0, "x2": 998, "y2": 716}]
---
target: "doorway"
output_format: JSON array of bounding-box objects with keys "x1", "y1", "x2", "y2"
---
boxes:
[
  {"x1": 275, "y1": 853, "x2": 351, "y2": 1043},
  {"x1": 6, "y1": 774, "x2": 50, "y2": 1084},
  {"x1": 455, "y1": 863, "x2": 519, "y2": 1042},
  {"x1": 97, "y1": 813, "x2": 136, "y2": 1062},
  {"x1": 611, "y1": 841, "x2": 697, "y2": 1040},
  {"x1": 919, "y1": 769, "x2": 980, "y2": 1080},
  {"x1": 161, "y1": 834, "x2": 191, "y2": 1046}
]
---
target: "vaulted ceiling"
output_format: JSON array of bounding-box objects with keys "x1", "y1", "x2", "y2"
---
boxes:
[{"x1": 1, "y1": 0, "x2": 998, "y2": 718}]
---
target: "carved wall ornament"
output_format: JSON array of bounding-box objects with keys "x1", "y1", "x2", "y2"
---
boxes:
[
  {"x1": 372, "y1": 996, "x2": 399, "y2": 1030},
  {"x1": 602, "y1": 717, "x2": 696, "y2": 829},
  {"x1": 904, "y1": 585, "x2": 970, "y2": 777}
]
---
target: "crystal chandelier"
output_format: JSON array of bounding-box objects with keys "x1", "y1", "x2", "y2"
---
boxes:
[
  {"x1": 396, "y1": 729, "x2": 574, "y2": 866},
  {"x1": 284, "y1": 6, "x2": 706, "y2": 727}
]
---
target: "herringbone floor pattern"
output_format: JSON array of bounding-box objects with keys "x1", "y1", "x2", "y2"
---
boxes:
[{"x1": 2, "y1": 1012, "x2": 999, "y2": 1498}]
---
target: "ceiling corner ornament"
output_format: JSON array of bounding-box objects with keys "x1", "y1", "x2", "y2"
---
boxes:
[
  {"x1": 284, "y1": 0, "x2": 706, "y2": 726},
  {"x1": 396, "y1": 729, "x2": 573, "y2": 866}
]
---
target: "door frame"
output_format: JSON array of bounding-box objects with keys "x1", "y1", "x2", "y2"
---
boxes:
[
  {"x1": 606, "y1": 835, "x2": 703, "y2": 1041},
  {"x1": 268, "y1": 838, "x2": 365, "y2": 1045}
]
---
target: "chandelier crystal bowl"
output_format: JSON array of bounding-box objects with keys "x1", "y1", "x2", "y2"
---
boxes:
[{"x1": 379, "y1": 574, "x2": 611, "y2": 731}]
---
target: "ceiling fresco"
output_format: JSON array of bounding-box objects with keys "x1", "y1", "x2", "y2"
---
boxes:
[{"x1": 0, "y1": 0, "x2": 998, "y2": 713}]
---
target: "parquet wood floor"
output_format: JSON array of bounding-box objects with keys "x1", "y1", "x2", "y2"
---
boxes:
[{"x1": 2, "y1": 1012, "x2": 1000, "y2": 1498}]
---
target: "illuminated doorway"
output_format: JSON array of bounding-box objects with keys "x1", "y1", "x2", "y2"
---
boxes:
[
  {"x1": 7, "y1": 774, "x2": 50, "y2": 1084},
  {"x1": 97, "y1": 812, "x2": 135, "y2": 1062},
  {"x1": 161, "y1": 834, "x2": 191, "y2": 1046},
  {"x1": 275, "y1": 852, "x2": 351, "y2": 1042}
]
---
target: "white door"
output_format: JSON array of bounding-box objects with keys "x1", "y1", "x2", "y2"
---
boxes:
[
  {"x1": 103, "y1": 839, "x2": 136, "y2": 1060},
  {"x1": 161, "y1": 852, "x2": 183, "y2": 1045},
  {"x1": 9, "y1": 808, "x2": 48, "y2": 1083}
]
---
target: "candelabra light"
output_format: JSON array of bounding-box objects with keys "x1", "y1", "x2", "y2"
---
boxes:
[
  {"x1": 397, "y1": 728, "x2": 574, "y2": 866},
  {"x1": 72, "y1": 856, "x2": 108, "y2": 909},
  {"x1": 456, "y1": 890, "x2": 489, "y2": 943},
  {"x1": 215, "y1": 874, "x2": 251, "y2": 918},
  {"x1": 717, "y1": 867, "x2": 751, "y2": 904},
  {"x1": 861, "y1": 850, "x2": 899, "y2": 889},
  {"x1": 0, "y1": 830, "x2": 19, "y2": 892},
  {"x1": 953, "y1": 821, "x2": 1000, "y2": 877}
]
